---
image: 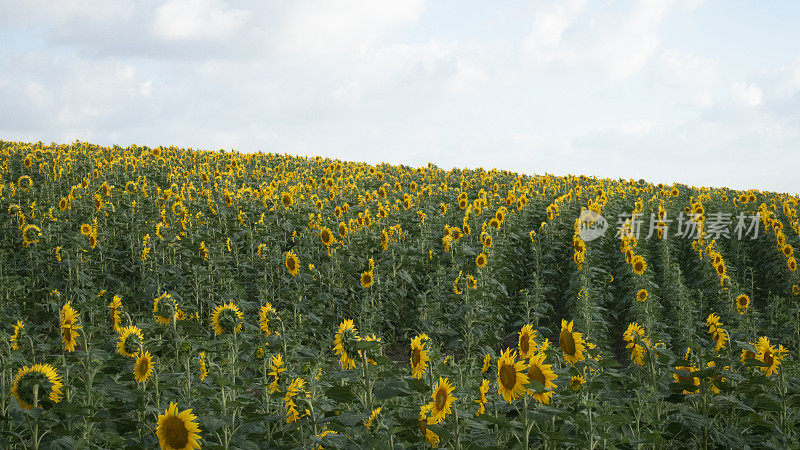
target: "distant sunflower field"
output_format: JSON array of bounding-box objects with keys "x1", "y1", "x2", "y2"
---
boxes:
[{"x1": 1, "y1": 140, "x2": 799, "y2": 449}]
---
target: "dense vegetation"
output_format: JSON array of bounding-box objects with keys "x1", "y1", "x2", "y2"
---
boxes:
[{"x1": 1, "y1": 140, "x2": 798, "y2": 448}]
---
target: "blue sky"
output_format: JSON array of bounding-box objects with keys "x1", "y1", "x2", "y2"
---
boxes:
[{"x1": 1, "y1": 0, "x2": 798, "y2": 193}]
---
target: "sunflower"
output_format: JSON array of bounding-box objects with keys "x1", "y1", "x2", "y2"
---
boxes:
[
  {"x1": 526, "y1": 352, "x2": 558, "y2": 404},
  {"x1": 409, "y1": 334, "x2": 431, "y2": 378},
  {"x1": 475, "y1": 379, "x2": 490, "y2": 415},
  {"x1": 481, "y1": 353, "x2": 492, "y2": 373},
  {"x1": 427, "y1": 377, "x2": 456, "y2": 424},
  {"x1": 788, "y1": 257, "x2": 797, "y2": 272},
  {"x1": 623, "y1": 323, "x2": 649, "y2": 366},
  {"x1": 465, "y1": 274, "x2": 477, "y2": 289},
  {"x1": 418, "y1": 404, "x2": 440, "y2": 447},
  {"x1": 80, "y1": 223, "x2": 93, "y2": 236},
  {"x1": 280, "y1": 191, "x2": 294, "y2": 207},
  {"x1": 198, "y1": 352, "x2": 208, "y2": 381},
  {"x1": 117, "y1": 325, "x2": 144, "y2": 358},
  {"x1": 488, "y1": 218, "x2": 501, "y2": 229},
  {"x1": 134, "y1": 350, "x2": 155, "y2": 383},
  {"x1": 518, "y1": 324, "x2": 537, "y2": 359},
  {"x1": 559, "y1": 319, "x2": 586, "y2": 365},
  {"x1": 496, "y1": 348, "x2": 528, "y2": 402},
  {"x1": 268, "y1": 354, "x2": 286, "y2": 393},
  {"x1": 259, "y1": 303, "x2": 278, "y2": 337},
  {"x1": 333, "y1": 319, "x2": 359, "y2": 370},
  {"x1": 153, "y1": 292, "x2": 177, "y2": 325},
  {"x1": 673, "y1": 350, "x2": 700, "y2": 395},
  {"x1": 60, "y1": 301, "x2": 82, "y2": 352},
  {"x1": 210, "y1": 302, "x2": 244, "y2": 336},
  {"x1": 109, "y1": 295, "x2": 123, "y2": 334},
  {"x1": 793, "y1": 284, "x2": 799, "y2": 295},
  {"x1": 156, "y1": 402, "x2": 202, "y2": 450},
  {"x1": 11, "y1": 363, "x2": 63, "y2": 410},
  {"x1": 756, "y1": 336, "x2": 788, "y2": 376},
  {"x1": 360, "y1": 270, "x2": 374, "y2": 288},
  {"x1": 570, "y1": 375, "x2": 586, "y2": 391},
  {"x1": 706, "y1": 313, "x2": 728, "y2": 352},
  {"x1": 10, "y1": 320, "x2": 23, "y2": 350},
  {"x1": 715, "y1": 262, "x2": 726, "y2": 277},
  {"x1": 284, "y1": 377, "x2": 306, "y2": 423},
  {"x1": 365, "y1": 406, "x2": 382, "y2": 430},
  {"x1": 320, "y1": 227, "x2": 335, "y2": 247},
  {"x1": 740, "y1": 345, "x2": 757, "y2": 364},
  {"x1": 22, "y1": 224, "x2": 41, "y2": 246},
  {"x1": 636, "y1": 289, "x2": 648, "y2": 302},
  {"x1": 736, "y1": 294, "x2": 750, "y2": 314},
  {"x1": 782, "y1": 244, "x2": 794, "y2": 257},
  {"x1": 631, "y1": 255, "x2": 647, "y2": 275},
  {"x1": 476, "y1": 252, "x2": 487, "y2": 268},
  {"x1": 285, "y1": 250, "x2": 300, "y2": 276}
]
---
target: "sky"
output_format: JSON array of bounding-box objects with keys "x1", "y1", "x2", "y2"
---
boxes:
[{"x1": 1, "y1": 0, "x2": 799, "y2": 194}]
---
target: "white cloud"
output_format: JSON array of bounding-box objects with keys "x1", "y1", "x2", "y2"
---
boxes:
[
  {"x1": 731, "y1": 82, "x2": 762, "y2": 106},
  {"x1": 153, "y1": 0, "x2": 249, "y2": 41},
  {"x1": 658, "y1": 48, "x2": 720, "y2": 87}
]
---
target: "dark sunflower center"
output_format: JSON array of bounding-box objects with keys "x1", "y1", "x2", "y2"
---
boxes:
[
  {"x1": 136, "y1": 357, "x2": 150, "y2": 376},
  {"x1": 363, "y1": 273, "x2": 372, "y2": 284},
  {"x1": 527, "y1": 364, "x2": 545, "y2": 385},
  {"x1": 716, "y1": 265, "x2": 725, "y2": 275},
  {"x1": 635, "y1": 262, "x2": 644, "y2": 272},
  {"x1": 162, "y1": 416, "x2": 190, "y2": 448},
  {"x1": 738, "y1": 297, "x2": 747, "y2": 307},
  {"x1": 434, "y1": 388, "x2": 447, "y2": 410},
  {"x1": 743, "y1": 350, "x2": 755, "y2": 360},
  {"x1": 322, "y1": 231, "x2": 330, "y2": 243},
  {"x1": 499, "y1": 364, "x2": 517, "y2": 390},
  {"x1": 411, "y1": 348, "x2": 421, "y2": 367},
  {"x1": 287, "y1": 258, "x2": 296, "y2": 271},
  {"x1": 560, "y1": 330, "x2": 576, "y2": 356},
  {"x1": 764, "y1": 351, "x2": 774, "y2": 366}
]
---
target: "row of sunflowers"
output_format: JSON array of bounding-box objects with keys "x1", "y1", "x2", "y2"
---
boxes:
[{"x1": 1, "y1": 140, "x2": 799, "y2": 448}]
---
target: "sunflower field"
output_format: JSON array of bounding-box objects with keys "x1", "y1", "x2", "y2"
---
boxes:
[{"x1": 1, "y1": 140, "x2": 799, "y2": 449}]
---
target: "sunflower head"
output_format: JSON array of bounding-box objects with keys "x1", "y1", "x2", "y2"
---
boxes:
[
  {"x1": 134, "y1": 350, "x2": 155, "y2": 383},
  {"x1": 153, "y1": 292, "x2": 177, "y2": 325},
  {"x1": 631, "y1": 255, "x2": 647, "y2": 275},
  {"x1": 333, "y1": 319, "x2": 359, "y2": 369},
  {"x1": 496, "y1": 348, "x2": 528, "y2": 403},
  {"x1": 526, "y1": 352, "x2": 558, "y2": 404},
  {"x1": 117, "y1": 325, "x2": 144, "y2": 358},
  {"x1": 736, "y1": 294, "x2": 750, "y2": 313},
  {"x1": 11, "y1": 364, "x2": 63, "y2": 410},
  {"x1": 636, "y1": 289, "x2": 648, "y2": 302},
  {"x1": 476, "y1": 253, "x2": 487, "y2": 268},
  {"x1": 210, "y1": 302, "x2": 244, "y2": 336},
  {"x1": 570, "y1": 375, "x2": 586, "y2": 391},
  {"x1": 559, "y1": 319, "x2": 586, "y2": 365},
  {"x1": 285, "y1": 250, "x2": 300, "y2": 276},
  {"x1": 259, "y1": 303, "x2": 278, "y2": 336},
  {"x1": 410, "y1": 335, "x2": 431, "y2": 379},
  {"x1": 60, "y1": 301, "x2": 82, "y2": 352},
  {"x1": 320, "y1": 227, "x2": 335, "y2": 247},
  {"x1": 360, "y1": 270, "x2": 374, "y2": 288},
  {"x1": 518, "y1": 324, "x2": 537, "y2": 359},
  {"x1": 156, "y1": 402, "x2": 202, "y2": 450},
  {"x1": 427, "y1": 377, "x2": 456, "y2": 424}
]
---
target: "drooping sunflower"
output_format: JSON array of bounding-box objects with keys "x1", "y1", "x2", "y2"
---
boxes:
[
  {"x1": 480, "y1": 353, "x2": 491, "y2": 373},
  {"x1": 636, "y1": 289, "x2": 648, "y2": 302},
  {"x1": 623, "y1": 323, "x2": 649, "y2": 366},
  {"x1": 134, "y1": 350, "x2": 155, "y2": 383},
  {"x1": 285, "y1": 250, "x2": 300, "y2": 276},
  {"x1": 496, "y1": 348, "x2": 528, "y2": 402},
  {"x1": 109, "y1": 295, "x2": 123, "y2": 334},
  {"x1": 156, "y1": 402, "x2": 202, "y2": 450},
  {"x1": 475, "y1": 379, "x2": 490, "y2": 415},
  {"x1": 735, "y1": 294, "x2": 750, "y2": 314},
  {"x1": 117, "y1": 325, "x2": 144, "y2": 358},
  {"x1": 410, "y1": 335, "x2": 431, "y2": 378},
  {"x1": 631, "y1": 255, "x2": 647, "y2": 275},
  {"x1": 11, "y1": 363, "x2": 63, "y2": 410},
  {"x1": 365, "y1": 406, "x2": 382, "y2": 430},
  {"x1": 559, "y1": 319, "x2": 586, "y2": 365},
  {"x1": 210, "y1": 302, "x2": 244, "y2": 336},
  {"x1": 284, "y1": 377, "x2": 306, "y2": 423},
  {"x1": 10, "y1": 320, "x2": 23, "y2": 350},
  {"x1": 427, "y1": 377, "x2": 456, "y2": 424},
  {"x1": 22, "y1": 224, "x2": 41, "y2": 246},
  {"x1": 333, "y1": 319, "x2": 359, "y2": 370},
  {"x1": 258, "y1": 303, "x2": 278, "y2": 337},
  {"x1": 59, "y1": 301, "x2": 82, "y2": 352},
  {"x1": 475, "y1": 252, "x2": 487, "y2": 268},
  {"x1": 268, "y1": 354, "x2": 286, "y2": 393},
  {"x1": 526, "y1": 352, "x2": 558, "y2": 404},
  {"x1": 756, "y1": 336, "x2": 788, "y2": 377},
  {"x1": 418, "y1": 404, "x2": 441, "y2": 448},
  {"x1": 793, "y1": 284, "x2": 799, "y2": 295},
  {"x1": 518, "y1": 324, "x2": 537, "y2": 359},
  {"x1": 360, "y1": 270, "x2": 374, "y2": 288},
  {"x1": 198, "y1": 352, "x2": 208, "y2": 381},
  {"x1": 706, "y1": 313, "x2": 729, "y2": 352},
  {"x1": 153, "y1": 292, "x2": 177, "y2": 325}
]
